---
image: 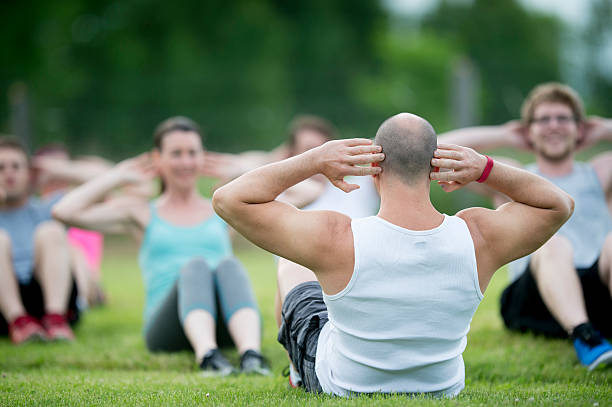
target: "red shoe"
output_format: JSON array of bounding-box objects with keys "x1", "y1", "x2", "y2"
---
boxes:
[
  {"x1": 8, "y1": 315, "x2": 47, "y2": 345},
  {"x1": 41, "y1": 313, "x2": 75, "y2": 341}
]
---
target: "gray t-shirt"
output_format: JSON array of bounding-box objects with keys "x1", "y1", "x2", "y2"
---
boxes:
[
  {"x1": 508, "y1": 162, "x2": 612, "y2": 282},
  {"x1": 0, "y1": 193, "x2": 63, "y2": 283}
]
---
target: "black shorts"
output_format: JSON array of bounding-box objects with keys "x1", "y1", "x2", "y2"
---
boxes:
[
  {"x1": 277, "y1": 281, "x2": 328, "y2": 393},
  {"x1": 500, "y1": 260, "x2": 611, "y2": 338},
  {"x1": 0, "y1": 277, "x2": 80, "y2": 335}
]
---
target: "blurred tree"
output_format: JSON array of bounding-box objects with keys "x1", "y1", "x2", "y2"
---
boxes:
[
  {"x1": 352, "y1": 29, "x2": 456, "y2": 133},
  {"x1": 0, "y1": 0, "x2": 387, "y2": 157},
  {"x1": 423, "y1": 0, "x2": 562, "y2": 125},
  {"x1": 584, "y1": 0, "x2": 612, "y2": 115}
]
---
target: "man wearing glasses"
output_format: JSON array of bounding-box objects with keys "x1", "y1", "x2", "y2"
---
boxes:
[{"x1": 440, "y1": 82, "x2": 612, "y2": 370}]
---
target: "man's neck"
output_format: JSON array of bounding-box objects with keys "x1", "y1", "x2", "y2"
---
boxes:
[
  {"x1": 535, "y1": 154, "x2": 575, "y2": 177},
  {"x1": 377, "y1": 178, "x2": 444, "y2": 231}
]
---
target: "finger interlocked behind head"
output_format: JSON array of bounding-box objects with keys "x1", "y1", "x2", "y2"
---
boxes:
[{"x1": 373, "y1": 113, "x2": 437, "y2": 185}]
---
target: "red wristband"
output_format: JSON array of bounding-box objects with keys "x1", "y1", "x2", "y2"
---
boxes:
[{"x1": 476, "y1": 155, "x2": 494, "y2": 183}]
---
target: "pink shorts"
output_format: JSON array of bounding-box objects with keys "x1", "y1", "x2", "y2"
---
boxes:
[{"x1": 67, "y1": 228, "x2": 104, "y2": 278}]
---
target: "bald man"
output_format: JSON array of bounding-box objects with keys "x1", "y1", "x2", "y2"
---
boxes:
[{"x1": 212, "y1": 113, "x2": 573, "y2": 397}]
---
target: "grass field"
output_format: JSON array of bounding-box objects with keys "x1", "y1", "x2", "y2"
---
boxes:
[{"x1": 1, "y1": 236, "x2": 610, "y2": 406}]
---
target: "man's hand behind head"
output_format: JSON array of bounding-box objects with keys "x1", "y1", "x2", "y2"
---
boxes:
[
  {"x1": 313, "y1": 139, "x2": 384, "y2": 193},
  {"x1": 578, "y1": 116, "x2": 612, "y2": 151},
  {"x1": 430, "y1": 143, "x2": 488, "y2": 192}
]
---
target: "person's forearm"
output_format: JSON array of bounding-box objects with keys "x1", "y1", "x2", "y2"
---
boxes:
[
  {"x1": 439, "y1": 126, "x2": 511, "y2": 151},
  {"x1": 600, "y1": 118, "x2": 612, "y2": 141},
  {"x1": 38, "y1": 159, "x2": 110, "y2": 185},
  {"x1": 52, "y1": 170, "x2": 125, "y2": 221},
  {"x1": 277, "y1": 178, "x2": 325, "y2": 208},
  {"x1": 213, "y1": 149, "x2": 318, "y2": 213},
  {"x1": 484, "y1": 161, "x2": 574, "y2": 217}
]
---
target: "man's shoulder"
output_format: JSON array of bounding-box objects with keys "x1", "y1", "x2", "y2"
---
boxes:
[{"x1": 455, "y1": 207, "x2": 494, "y2": 245}]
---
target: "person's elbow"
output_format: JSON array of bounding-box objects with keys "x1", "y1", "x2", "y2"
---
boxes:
[
  {"x1": 554, "y1": 191, "x2": 574, "y2": 226},
  {"x1": 51, "y1": 202, "x2": 71, "y2": 224},
  {"x1": 212, "y1": 185, "x2": 237, "y2": 221}
]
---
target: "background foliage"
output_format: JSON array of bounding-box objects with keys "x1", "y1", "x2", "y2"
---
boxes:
[
  {"x1": 0, "y1": 1, "x2": 610, "y2": 214},
  {"x1": 5, "y1": 0, "x2": 610, "y2": 157}
]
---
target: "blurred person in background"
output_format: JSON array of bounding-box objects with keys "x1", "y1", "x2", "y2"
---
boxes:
[
  {"x1": 440, "y1": 82, "x2": 612, "y2": 370},
  {"x1": 0, "y1": 136, "x2": 106, "y2": 344},
  {"x1": 52, "y1": 116, "x2": 270, "y2": 377},
  {"x1": 33, "y1": 144, "x2": 112, "y2": 308},
  {"x1": 202, "y1": 115, "x2": 381, "y2": 385},
  {"x1": 202, "y1": 115, "x2": 380, "y2": 219}
]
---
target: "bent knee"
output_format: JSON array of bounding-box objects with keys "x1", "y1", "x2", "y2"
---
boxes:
[
  {"x1": 531, "y1": 234, "x2": 574, "y2": 273},
  {"x1": 534, "y1": 234, "x2": 573, "y2": 260},
  {"x1": 0, "y1": 229, "x2": 11, "y2": 251},
  {"x1": 217, "y1": 256, "x2": 241, "y2": 269},
  {"x1": 34, "y1": 220, "x2": 67, "y2": 242},
  {"x1": 599, "y1": 233, "x2": 612, "y2": 280},
  {"x1": 602, "y1": 232, "x2": 612, "y2": 254},
  {"x1": 179, "y1": 257, "x2": 212, "y2": 279}
]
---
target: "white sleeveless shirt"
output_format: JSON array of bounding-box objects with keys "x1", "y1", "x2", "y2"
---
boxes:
[{"x1": 315, "y1": 215, "x2": 483, "y2": 397}]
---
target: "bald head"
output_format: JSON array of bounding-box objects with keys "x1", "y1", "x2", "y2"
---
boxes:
[{"x1": 374, "y1": 113, "x2": 437, "y2": 185}]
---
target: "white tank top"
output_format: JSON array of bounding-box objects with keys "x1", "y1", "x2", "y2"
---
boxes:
[
  {"x1": 315, "y1": 215, "x2": 483, "y2": 397},
  {"x1": 302, "y1": 176, "x2": 379, "y2": 219},
  {"x1": 509, "y1": 162, "x2": 612, "y2": 281}
]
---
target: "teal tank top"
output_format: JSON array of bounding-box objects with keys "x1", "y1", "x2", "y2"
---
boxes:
[
  {"x1": 509, "y1": 162, "x2": 612, "y2": 281},
  {"x1": 138, "y1": 202, "x2": 232, "y2": 323}
]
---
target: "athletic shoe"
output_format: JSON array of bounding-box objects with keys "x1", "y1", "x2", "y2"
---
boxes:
[
  {"x1": 282, "y1": 364, "x2": 303, "y2": 388},
  {"x1": 8, "y1": 315, "x2": 47, "y2": 344},
  {"x1": 240, "y1": 350, "x2": 272, "y2": 376},
  {"x1": 41, "y1": 313, "x2": 75, "y2": 342},
  {"x1": 199, "y1": 349, "x2": 236, "y2": 377},
  {"x1": 572, "y1": 322, "x2": 612, "y2": 371}
]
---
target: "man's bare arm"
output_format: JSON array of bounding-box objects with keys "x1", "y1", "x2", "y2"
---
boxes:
[
  {"x1": 277, "y1": 177, "x2": 326, "y2": 208},
  {"x1": 438, "y1": 121, "x2": 532, "y2": 152},
  {"x1": 431, "y1": 144, "x2": 574, "y2": 292},
  {"x1": 212, "y1": 139, "x2": 383, "y2": 274},
  {"x1": 584, "y1": 117, "x2": 612, "y2": 199},
  {"x1": 201, "y1": 144, "x2": 290, "y2": 181},
  {"x1": 33, "y1": 156, "x2": 111, "y2": 186}
]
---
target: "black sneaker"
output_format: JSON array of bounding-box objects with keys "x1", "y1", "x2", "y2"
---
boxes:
[
  {"x1": 199, "y1": 349, "x2": 236, "y2": 377},
  {"x1": 571, "y1": 323, "x2": 612, "y2": 371},
  {"x1": 240, "y1": 350, "x2": 272, "y2": 376}
]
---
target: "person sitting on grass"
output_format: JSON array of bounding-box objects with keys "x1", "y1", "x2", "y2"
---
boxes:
[
  {"x1": 201, "y1": 115, "x2": 380, "y2": 219},
  {"x1": 439, "y1": 82, "x2": 612, "y2": 370},
  {"x1": 52, "y1": 116, "x2": 269, "y2": 376},
  {"x1": 33, "y1": 144, "x2": 112, "y2": 308},
  {"x1": 202, "y1": 114, "x2": 381, "y2": 386},
  {"x1": 212, "y1": 112, "x2": 573, "y2": 396},
  {"x1": 0, "y1": 136, "x2": 97, "y2": 344}
]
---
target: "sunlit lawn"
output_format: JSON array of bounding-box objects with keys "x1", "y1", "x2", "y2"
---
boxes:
[{"x1": 0, "y1": 236, "x2": 610, "y2": 406}]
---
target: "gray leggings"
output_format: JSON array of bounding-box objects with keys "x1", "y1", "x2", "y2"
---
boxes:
[{"x1": 144, "y1": 257, "x2": 259, "y2": 352}]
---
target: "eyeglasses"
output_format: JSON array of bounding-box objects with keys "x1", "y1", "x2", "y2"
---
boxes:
[{"x1": 530, "y1": 115, "x2": 576, "y2": 126}]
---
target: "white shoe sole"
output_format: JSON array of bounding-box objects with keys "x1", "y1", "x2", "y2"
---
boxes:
[{"x1": 588, "y1": 349, "x2": 612, "y2": 371}]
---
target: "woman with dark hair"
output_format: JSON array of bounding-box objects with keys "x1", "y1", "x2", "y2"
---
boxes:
[{"x1": 52, "y1": 116, "x2": 269, "y2": 376}]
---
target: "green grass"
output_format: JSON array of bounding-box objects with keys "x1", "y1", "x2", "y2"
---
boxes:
[{"x1": 1, "y1": 236, "x2": 610, "y2": 406}]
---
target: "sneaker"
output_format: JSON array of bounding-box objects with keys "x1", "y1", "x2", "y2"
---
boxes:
[
  {"x1": 572, "y1": 323, "x2": 612, "y2": 371},
  {"x1": 240, "y1": 350, "x2": 271, "y2": 376},
  {"x1": 8, "y1": 315, "x2": 47, "y2": 345},
  {"x1": 199, "y1": 349, "x2": 236, "y2": 377},
  {"x1": 41, "y1": 313, "x2": 75, "y2": 342},
  {"x1": 282, "y1": 364, "x2": 303, "y2": 388}
]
